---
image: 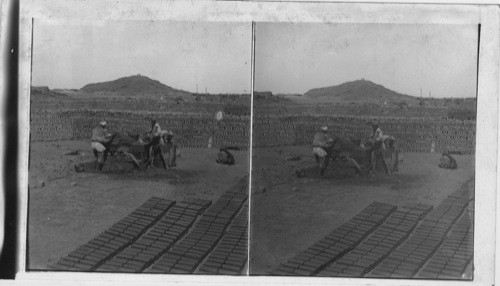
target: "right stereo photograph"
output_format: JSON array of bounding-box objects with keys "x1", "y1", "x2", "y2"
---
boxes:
[{"x1": 250, "y1": 22, "x2": 477, "y2": 280}]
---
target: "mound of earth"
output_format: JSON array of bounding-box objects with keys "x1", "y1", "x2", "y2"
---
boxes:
[
  {"x1": 31, "y1": 86, "x2": 68, "y2": 99},
  {"x1": 304, "y1": 79, "x2": 419, "y2": 106},
  {"x1": 254, "y1": 91, "x2": 294, "y2": 105},
  {"x1": 80, "y1": 75, "x2": 191, "y2": 99}
]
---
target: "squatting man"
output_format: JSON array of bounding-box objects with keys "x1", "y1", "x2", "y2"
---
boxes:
[
  {"x1": 91, "y1": 120, "x2": 113, "y2": 172},
  {"x1": 312, "y1": 126, "x2": 333, "y2": 176}
]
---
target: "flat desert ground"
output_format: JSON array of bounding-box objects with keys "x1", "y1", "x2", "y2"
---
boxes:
[
  {"x1": 249, "y1": 146, "x2": 474, "y2": 274},
  {"x1": 28, "y1": 140, "x2": 249, "y2": 270}
]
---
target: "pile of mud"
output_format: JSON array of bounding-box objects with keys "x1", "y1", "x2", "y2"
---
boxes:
[{"x1": 75, "y1": 153, "x2": 199, "y2": 182}]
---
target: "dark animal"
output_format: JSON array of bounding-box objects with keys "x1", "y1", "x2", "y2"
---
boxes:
[
  {"x1": 318, "y1": 136, "x2": 398, "y2": 176},
  {"x1": 106, "y1": 132, "x2": 151, "y2": 170}
]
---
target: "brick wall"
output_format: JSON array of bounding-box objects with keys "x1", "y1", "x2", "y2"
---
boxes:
[
  {"x1": 30, "y1": 99, "x2": 475, "y2": 154},
  {"x1": 253, "y1": 115, "x2": 475, "y2": 155},
  {"x1": 30, "y1": 110, "x2": 250, "y2": 150}
]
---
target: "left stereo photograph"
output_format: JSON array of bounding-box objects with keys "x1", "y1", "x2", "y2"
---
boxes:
[{"x1": 27, "y1": 20, "x2": 252, "y2": 275}]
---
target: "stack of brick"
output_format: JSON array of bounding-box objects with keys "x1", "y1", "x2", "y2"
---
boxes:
[
  {"x1": 319, "y1": 203, "x2": 432, "y2": 277},
  {"x1": 147, "y1": 181, "x2": 248, "y2": 274},
  {"x1": 30, "y1": 97, "x2": 475, "y2": 154},
  {"x1": 50, "y1": 197, "x2": 174, "y2": 271},
  {"x1": 197, "y1": 204, "x2": 248, "y2": 275},
  {"x1": 270, "y1": 202, "x2": 396, "y2": 276},
  {"x1": 96, "y1": 199, "x2": 211, "y2": 273}
]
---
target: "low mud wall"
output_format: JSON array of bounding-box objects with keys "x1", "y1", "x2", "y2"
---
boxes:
[{"x1": 30, "y1": 103, "x2": 475, "y2": 154}]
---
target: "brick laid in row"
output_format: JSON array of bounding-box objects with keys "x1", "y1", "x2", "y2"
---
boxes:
[
  {"x1": 370, "y1": 191, "x2": 470, "y2": 278},
  {"x1": 270, "y1": 202, "x2": 396, "y2": 276},
  {"x1": 198, "y1": 205, "x2": 248, "y2": 275},
  {"x1": 320, "y1": 203, "x2": 432, "y2": 277},
  {"x1": 416, "y1": 208, "x2": 473, "y2": 279},
  {"x1": 148, "y1": 182, "x2": 249, "y2": 274},
  {"x1": 95, "y1": 199, "x2": 211, "y2": 273},
  {"x1": 51, "y1": 197, "x2": 174, "y2": 271}
]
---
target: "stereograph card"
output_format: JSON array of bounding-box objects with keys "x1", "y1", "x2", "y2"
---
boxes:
[{"x1": 4, "y1": 1, "x2": 499, "y2": 286}]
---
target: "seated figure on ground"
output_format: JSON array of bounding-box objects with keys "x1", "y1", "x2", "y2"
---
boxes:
[
  {"x1": 91, "y1": 120, "x2": 114, "y2": 172},
  {"x1": 216, "y1": 148, "x2": 235, "y2": 165},
  {"x1": 312, "y1": 126, "x2": 334, "y2": 176},
  {"x1": 439, "y1": 152, "x2": 458, "y2": 170}
]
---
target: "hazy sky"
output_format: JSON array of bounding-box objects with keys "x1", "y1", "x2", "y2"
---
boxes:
[
  {"x1": 255, "y1": 23, "x2": 478, "y2": 98},
  {"x1": 32, "y1": 20, "x2": 252, "y2": 94}
]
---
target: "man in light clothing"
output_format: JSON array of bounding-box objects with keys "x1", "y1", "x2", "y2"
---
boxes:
[
  {"x1": 312, "y1": 126, "x2": 333, "y2": 176},
  {"x1": 91, "y1": 121, "x2": 113, "y2": 172},
  {"x1": 369, "y1": 123, "x2": 393, "y2": 173},
  {"x1": 145, "y1": 119, "x2": 167, "y2": 169},
  {"x1": 164, "y1": 131, "x2": 178, "y2": 168},
  {"x1": 371, "y1": 124, "x2": 384, "y2": 144}
]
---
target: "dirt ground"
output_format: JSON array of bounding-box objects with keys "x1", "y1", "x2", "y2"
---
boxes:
[
  {"x1": 249, "y1": 146, "x2": 475, "y2": 275},
  {"x1": 27, "y1": 141, "x2": 249, "y2": 270},
  {"x1": 28, "y1": 141, "x2": 475, "y2": 274}
]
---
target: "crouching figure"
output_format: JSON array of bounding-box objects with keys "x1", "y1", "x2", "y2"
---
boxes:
[
  {"x1": 439, "y1": 152, "x2": 457, "y2": 170},
  {"x1": 312, "y1": 126, "x2": 334, "y2": 176}
]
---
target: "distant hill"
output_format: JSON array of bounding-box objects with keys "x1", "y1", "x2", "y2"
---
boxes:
[
  {"x1": 80, "y1": 75, "x2": 191, "y2": 99},
  {"x1": 304, "y1": 79, "x2": 420, "y2": 105}
]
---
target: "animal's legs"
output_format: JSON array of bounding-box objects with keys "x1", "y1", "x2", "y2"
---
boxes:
[
  {"x1": 314, "y1": 154, "x2": 320, "y2": 168},
  {"x1": 103, "y1": 149, "x2": 109, "y2": 164},
  {"x1": 123, "y1": 151, "x2": 142, "y2": 169},
  {"x1": 319, "y1": 157, "x2": 326, "y2": 175},
  {"x1": 156, "y1": 146, "x2": 168, "y2": 170},
  {"x1": 348, "y1": 157, "x2": 364, "y2": 174},
  {"x1": 383, "y1": 151, "x2": 392, "y2": 175},
  {"x1": 97, "y1": 152, "x2": 104, "y2": 171},
  {"x1": 371, "y1": 151, "x2": 377, "y2": 172},
  {"x1": 93, "y1": 149, "x2": 99, "y2": 169},
  {"x1": 323, "y1": 154, "x2": 331, "y2": 171}
]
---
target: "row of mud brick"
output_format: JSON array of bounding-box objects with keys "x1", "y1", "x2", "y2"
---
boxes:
[
  {"x1": 197, "y1": 205, "x2": 248, "y2": 275},
  {"x1": 253, "y1": 115, "x2": 476, "y2": 128},
  {"x1": 148, "y1": 183, "x2": 248, "y2": 274},
  {"x1": 370, "y1": 187, "x2": 472, "y2": 278},
  {"x1": 31, "y1": 109, "x2": 250, "y2": 147},
  {"x1": 318, "y1": 203, "x2": 432, "y2": 277},
  {"x1": 270, "y1": 202, "x2": 396, "y2": 276},
  {"x1": 253, "y1": 120, "x2": 475, "y2": 154},
  {"x1": 50, "y1": 197, "x2": 175, "y2": 271},
  {"x1": 254, "y1": 105, "x2": 475, "y2": 120},
  {"x1": 272, "y1": 186, "x2": 473, "y2": 279},
  {"x1": 31, "y1": 108, "x2": 474, "y2": 154},
  {"x1": 51, "y1": 180, "x2": 249, "y2": 275},
  {"x1": 31, "y1": 100, "x2": 251, "y2": 115},
  {"x1": 96, "y1": 199, "x2": 211, "y2": 272},
  {"x1": 415, "y1": 193, "x2": 474, "y2": 279}
]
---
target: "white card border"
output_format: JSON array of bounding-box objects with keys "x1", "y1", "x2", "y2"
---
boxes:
[{"x1": 14, "y1": 1, "x2": 499, "y2": 286}]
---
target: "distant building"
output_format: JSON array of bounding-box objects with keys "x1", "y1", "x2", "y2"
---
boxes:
[
  {"x1": 448, "y1": 110, "x2": 476, "y2": 121},
  {"x1": 254, "y1": 91, "x2": 273, "y2": 99}
]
